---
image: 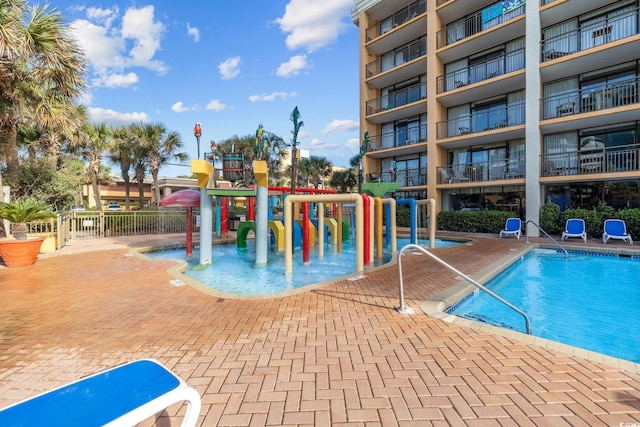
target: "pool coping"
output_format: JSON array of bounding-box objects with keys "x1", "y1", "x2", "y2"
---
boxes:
[
  {"x1": 421, "y1": 241, "x2": 640, "y2": 374},
  {"x1": 129, "y1": 240, "x2": 402, "y2": 301}
]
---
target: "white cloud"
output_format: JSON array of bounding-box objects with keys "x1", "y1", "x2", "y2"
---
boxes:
[
  {"x1": 206, "y1": 100, "x2": 228, "y2": 111},
  {"x1": 275, "y1": 0, "x2": 352, "y2": 52},
  {"x1": 276, "y1": 55, "x2": 310, "y2": 77},
  {"x1": 187, "y1": 23, "x2": 200, "y2": 42},
  {"x1": 92, "y1": 72, "x2": 139, "y2": 88},
  {"x1": 87, "y1": 107, "x2": 150, "y2": 126},
  {"x1": 309, "y1": 138, "x2": 325, "y2": 148},
  {"x1": 218, "y1": 56, "x2": 241, "y2": 80},
  {"x1": 171, "y1": 101, "x2": 197, "y2": 113},
  {"x1": 321, "y1": 119, "x2": 358, "y2": 134},
  {"x1": 121, "y1": 6, "x2": 167, "y2": 74},
  {"x1": 248, "y1": 91, "x2": 297, "y2": 102},
  {"x1": 69, "y1": 5, "x2": 168, "y2": 86}
]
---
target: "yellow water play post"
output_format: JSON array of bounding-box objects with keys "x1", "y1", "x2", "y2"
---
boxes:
[{"x1": 285, "y1": 194, "x2": 363, "y2": 274}]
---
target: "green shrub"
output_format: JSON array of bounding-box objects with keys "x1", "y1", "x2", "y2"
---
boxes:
[
  {"x1": 540, "y1": 203, "x2": 561, "y2": 235},
  {"x1": 614, "y1": 208, "x2": 640, "y2": 241},
  {"x1": 437, "y1": 210, "x2": 516, "y2": 233}
]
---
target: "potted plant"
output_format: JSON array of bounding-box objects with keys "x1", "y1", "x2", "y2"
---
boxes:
[{"x1": 0, "y1": 199, "x2": 56, "y2": 267}]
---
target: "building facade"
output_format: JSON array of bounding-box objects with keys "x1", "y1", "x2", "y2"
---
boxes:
[{"x1": 352, "y1": 0, "x2": 640, "y2": 235}]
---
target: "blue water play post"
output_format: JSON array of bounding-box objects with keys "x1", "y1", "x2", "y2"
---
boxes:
[{"x1": 396, "y1": 198, "x2": 417, "y2": 244}]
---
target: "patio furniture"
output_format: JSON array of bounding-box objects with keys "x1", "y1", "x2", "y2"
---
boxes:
[
  {"x1": 602, "y1": 219, "x2": 633, "y2": 245},
  {"x1": 0, "y1": 359, "x2": 202, "y2": 427},
  {"x1": 561, "y1": 218, "x2": 587, "y2": 243},
  {"x1": 499, "y1": 217, "x2": 522, "y2": 239}
]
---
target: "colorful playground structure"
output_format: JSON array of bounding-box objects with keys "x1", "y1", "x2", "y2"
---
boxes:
[{"x1": 186, "y1": 130, "x2": 436, "y2": 276}]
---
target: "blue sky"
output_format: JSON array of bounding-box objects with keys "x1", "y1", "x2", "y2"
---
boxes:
[{"x1": 55, "y1": 0, "x2": 361, "y2": 177}]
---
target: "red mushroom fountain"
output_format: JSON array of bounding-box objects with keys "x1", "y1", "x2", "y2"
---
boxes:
[{"x1": 158, "y1": 189, "x2": 202, "y2": 258}]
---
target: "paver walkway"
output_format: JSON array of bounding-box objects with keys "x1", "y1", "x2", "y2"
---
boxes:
[{"x1": 1, "y1": 233, "x2": 640, "y2": 426}]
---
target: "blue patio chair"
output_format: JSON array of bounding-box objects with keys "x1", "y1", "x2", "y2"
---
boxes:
[
  {"x1": 561, "y1": 218, "x2": 587, "y2": 242},
  {"x1": 602, "y1": 219, "x2": 633, "y2": 245},
  {"x1": 499, "y1": 217, "x2": 521, "y2": 239},
  {"x1": 0, "y1": 359, "x2": 201, "y2": 427}
]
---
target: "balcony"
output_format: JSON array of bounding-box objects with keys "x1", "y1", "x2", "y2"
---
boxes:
[
  {"x1": 367, "y1": 167, "x2": 426, "y2": 187},
  {"x1": 436, "y1": 101, "x2": 525, "y2": 140},
  {"x1": 365, "y1": 1, "x2": 426, "y2": 56},
  {"x1": 541, "y1": 144, "x2": 640, "y2": 177},
  {"x1": 540, "y1": 6, "x2": 640, "y2": 81},
  {"x1": 366, "y1": 38, "x2": 426, "y2": 89},
  {"x1": 365, "y1": 82, "x2": 427, "y2": 124},
  {"x1": 540, "y1": 77, "x2": 640, "y2": 133},
  {"x1": 436, "y1": 48, "x2": 525, "y2": 94},
  {"x1": 436, "y1": 3, "x2": 525, "y2": 64},
  {"x1": 366, "y1": 125, "x2": 427, "y2": 155},
  {"x1": 437, "y1": 156, "x2": 526, "y2": 185}
]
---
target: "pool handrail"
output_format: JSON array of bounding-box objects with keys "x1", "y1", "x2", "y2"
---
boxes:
[
  {"x1": 397, "y1": 244, "x2": 531, "y2": 335},
  {"x1": 525, "y1": 220, "x2": 568, "y2": 259}
]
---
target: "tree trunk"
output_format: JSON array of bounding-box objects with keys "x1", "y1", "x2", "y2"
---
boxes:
[
  {"x1": 290, "y1": 147, "x2": 297, "y2": 195},
  {"x1": 1, "y1": 124, "x2": 21, "y2": 184},
  {"x1": 152, "y1": 169, "x2": 160, "y2": 205},
  {"x1": 90, "y1": 170, "x2": 101, "y2": 210}
]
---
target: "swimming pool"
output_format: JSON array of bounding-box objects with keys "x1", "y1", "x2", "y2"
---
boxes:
[
  {"x1": 144, "y1": 237, "x2": 460, "y2": 296},
  {"x1": 449, "y1": 248, "x2": 640, "y2": 363}
]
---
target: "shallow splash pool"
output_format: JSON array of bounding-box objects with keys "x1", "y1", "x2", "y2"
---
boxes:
[
  {"x1": 144, "y1": 237, "x2": 460, "y2": 296},
  {"x1": 449, "y1": 248, "x2": 640, "y2": 363}
]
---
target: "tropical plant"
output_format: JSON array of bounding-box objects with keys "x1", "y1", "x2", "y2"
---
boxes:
[
  {"x1": 329, "y1": 170, "x2": 357, "y2": 193},
  {"x1": 288, "y1": 107, "x2": 304, "y2": 195},
  {"x1": 0, "y1": 199, "x2": 56, "y2": 240},
  {"x1": 109, "y1": 125, "x2": 136, "y2": 209},
  {"x1": 0, "y1": 0, "x2": 86, "y2": 183},
  {"x1": 67, "y1": 123, "x2": 112, "y2": 210},
  {"x1": 132, "y1": 122, "x2": 189, "y2": 203}
]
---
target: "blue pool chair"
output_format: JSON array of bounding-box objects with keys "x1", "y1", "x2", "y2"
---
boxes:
[
  {"x1": 0, "y1": 359, "x2": 201, "y2": 427},
  {"x1": 602, "y1": 219, "x2": 633, "y2": 245},
  {"x1": 561, "y1": 218, "x2": 587, "y2": 242},
  {"x1": 499, "y1": 217, "x2": 521, "y2": 239}
]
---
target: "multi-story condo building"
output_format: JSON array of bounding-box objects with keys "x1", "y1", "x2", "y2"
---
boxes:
[{"x1": 352, "y1": 0, "x2": 640, "y2": 235}]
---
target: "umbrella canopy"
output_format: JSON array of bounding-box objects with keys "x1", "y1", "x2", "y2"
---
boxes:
[{"x1": 158, "y1": 189, "x2": 201, "y2": 207}]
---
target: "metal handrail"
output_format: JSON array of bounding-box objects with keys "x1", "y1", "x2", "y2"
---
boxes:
[
  {"x1": 525, "y1": 220, "x2": 568, "y2": 259},
  {"x1": 397, "y1": 244, "x2": 531, "y2": 334}
]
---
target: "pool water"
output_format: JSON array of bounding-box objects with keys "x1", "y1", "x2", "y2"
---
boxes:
[
  {"x1": 450, "y1": 249, "x2": 640, "y2": 363},
  {"x1": 144, "y1": 237, "x2": 459, "y2": 296}
]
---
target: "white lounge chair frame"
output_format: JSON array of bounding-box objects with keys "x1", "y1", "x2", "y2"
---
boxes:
[
  {"x1": 0, "y1": 359, "x2": 201, "y2": 427},
  {"x1": 499, "y1": 218, "x2": 521, "y2": 239},
  {"x1": 602, "y1": 219, "x2": 633, "y2": 245},
  {"x1": 561, "y1": 218, "x2": 587, "y2": 242}
]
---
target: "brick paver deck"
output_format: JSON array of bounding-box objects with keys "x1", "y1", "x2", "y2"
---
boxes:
[{"x1": 1, "y1": 233, "x2": 639, "y2": 426}]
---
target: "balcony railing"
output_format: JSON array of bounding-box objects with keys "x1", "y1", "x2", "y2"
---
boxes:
[
  {"x1": 436, "y1": 48, "x2": 525, "y2": 93},
  {"x1": 366, "y1": 38, "x2": 426, "y2": 79},
  {"x1": 436, "y1": 3, "x2": 525, "y2": 49},
  {"x1": 541, "y1": 6, "x2": 640, "y2": 61},
  {"x1": 367, "y1": 125, "x2": 427, "y2": 151},
  {"x1": 367, "y1": 167, "x2": 426, "y2": 187},
  {"x1": 542, "y1": 144, "x2": 640, "y2": 177},
  {"x1": 365, "y1": 0, "x2": 426, "y2": 42},
  {"x1": 438, "y1": 156, "x2": 526, "y2": 184},
  {"x1": 436, "y1": 101, "x2": 525, "y2": 139},
  {"x1": 541, "y1": 76, "x2": 638, "y2": 119},
  {"x1": 366, "y1": 82, "x2": 427, "y2": 116}
]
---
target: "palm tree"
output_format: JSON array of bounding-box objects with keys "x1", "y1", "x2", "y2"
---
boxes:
[
  {"x1": 0, "y1": 0, "x2": 86, "y2": 184},
  {"x1": 288, "y1": 107, "x2": 304, "y2": 195},
  {"x1": 306, "y1": 155, "x2": 333, "y2": 189},
  {"x1": 68, "y1": 123, "x2": 111, "y2": 210},
  {"x1": 109, "y1": 125, "x2": 136, "y2": 209},
  {"x1": 132, "y1": 122, "x2": 189, "y2": 204}
]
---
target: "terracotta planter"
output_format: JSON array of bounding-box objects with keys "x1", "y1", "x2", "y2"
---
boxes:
[{"x1": 0, "y1": 237, "x2": 46, "y2": 267}]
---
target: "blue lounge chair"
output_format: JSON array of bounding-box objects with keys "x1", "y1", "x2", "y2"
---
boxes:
[
  {"x1": 499, "y1": 217, "x2": 521, "y2": 239},
  {"x1": 602, "y1": 219, "x2": 633, "y2": 245},
  {"x1": 0, "y1": 359, "x2": 201, "y2": 427},
  {"x1": 561, "y1": 218, "x2": 587, "y2": 242}
]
